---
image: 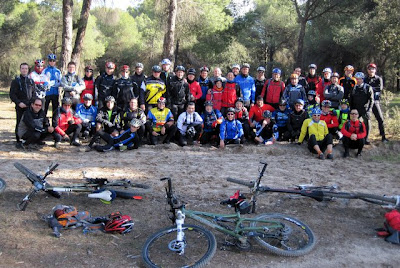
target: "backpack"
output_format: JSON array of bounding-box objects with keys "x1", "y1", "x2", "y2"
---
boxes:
[{"x1": 376, "y1": 210, "x2": 400, "y2": 245}]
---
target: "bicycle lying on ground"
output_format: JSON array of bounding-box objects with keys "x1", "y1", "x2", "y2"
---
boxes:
[
  {"x1": 227, "y1": 162, "x2": 400, "y2": 212},
  {"x1": 0, "y1": 178, "x2": 6, "y2": 194},
  {"x1": 141, "y1": 177, "x2": 316, "y2": 268},
  {"x1": 14, "y1": 162, "x2": 152, "y2": 211}
]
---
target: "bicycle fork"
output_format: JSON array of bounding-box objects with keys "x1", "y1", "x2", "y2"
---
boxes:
[{"x1": 169, "y1": 210, "x2": 186, "y2": 255}]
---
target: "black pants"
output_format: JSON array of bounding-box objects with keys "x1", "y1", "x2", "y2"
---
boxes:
[
  {"x1": 290, "y1": 129, "x2": 301, "y2": 141},
  {"x1": 54, "y1": 124, "x2": 82, "y2": 142},
  {"x1": 145, "y1": 122, "x2": 177, "y2": 145},
  {"x1": 21, "y1": 130, "x2": 52, "y2": 145},
  {"x1": 170, "y1": 104, "x2": 186, "y2": 120},
  {"x1": 15, "y1": 107, "x2": 27, "y2": 142},
  {"x1": 308, "y1": 133, "x2": 333, "y2": 153},
  {"x1": 200, "y1": 128, "x2": 220, "y2": 145},
  {"x1": 44, "y1": 95, "x2": 59, "y2": 116},
  {"x1": 177, "y1": 124, "x2": 202, "y2": 146},
  {"x1": 277, "y1": 126, "x2": 291, "y2": 141},
  {"x1": 372, "y1": 100, "x2": 385, "y2": 137},
  {"x1": 360, "y1": 113, "x2": 371, "y2": 142},
  {"x1": 196, "y1": 99, "x2": 206, "y2": 114},
  {"x1": 343, "y1": 136, "x2": 364, "y2": 154}
]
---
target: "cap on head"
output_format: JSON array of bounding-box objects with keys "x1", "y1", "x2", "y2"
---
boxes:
[
  {"x1": 340, "y1": 99, "x2": 349, "y2": 106},
  {"x1": 84, "y1": 65, "x2": 93, "y2": 72},
  {"x1": 227, "y1": 107, "x2": 235, "y2": 114},
  {"x1": 279, "y1": 99, "x2": 287, "y2": 106},
  {"x1": 121, "y1": 65, "x2": 130, "y2": 72}
]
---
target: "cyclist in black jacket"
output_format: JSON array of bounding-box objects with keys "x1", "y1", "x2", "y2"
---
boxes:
[
  {"x1": 166, "y1": 65, "x2": 191, "y2": 119},
  {"x1": 95, "y1": 61, "x2": 116, "y2": 109},
  {"x1": 364, "y1": 63, "x2": 388, "y2": 142},
  {"x1": 114, "y1": 65, "x2": 143, "y2": 110},
  {"x1": 10, "y1": 63, "x2": 36, "y2": 148}
]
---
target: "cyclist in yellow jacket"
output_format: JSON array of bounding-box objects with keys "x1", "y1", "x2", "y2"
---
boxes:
[
  {"x1": 298, "y1": 107, "x2": 334, "y2": 160},
  {"x1": 142, "y1": 65, "x2": 166, "y2": 113}
]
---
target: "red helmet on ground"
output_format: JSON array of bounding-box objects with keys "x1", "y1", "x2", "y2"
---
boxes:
[{"x1": 104, "y1": 212, "x2": 134, "y2": 234}]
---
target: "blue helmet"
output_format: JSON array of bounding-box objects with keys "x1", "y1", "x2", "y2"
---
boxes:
[
  {"x1": 307, "y1": 90, "x2": 316, "y2": 96},
  {"x1": 272, "y1": 68, "x2": 282, "y2": 75},
  {"x1": 311, "y1": 107, "x2": 322, "y2": 115},
  {"x1": 47, "y1": 54, "x2": 57, "y2": 60},
  {"x1": 354, "y1": 72, "x2": 365, "y2": 79},
  {"x1": 161, "y1": 58, "x2": 171, "y2": 65}
]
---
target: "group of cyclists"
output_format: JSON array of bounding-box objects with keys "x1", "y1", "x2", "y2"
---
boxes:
[{"x1": 9, "y1": 54, "x2": 389, "y2": 158}]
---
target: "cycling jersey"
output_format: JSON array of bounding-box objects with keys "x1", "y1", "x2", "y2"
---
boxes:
[
  {"x1": 299, "y1": 118, "x2": 328, "y2": 143},
  {"x1": 144, "y1": 76, "x2": 166, "y2": 105},
  {"x1": 220, "y1": 119, "x2": 243, "y2": 140},
  {"x1": 43, "y1": 65, "x2": 61, "y2": 96},
  {"x1": 147, "y1": 107, "x2": 174, "y2": 132},
  {"x1": 234, "y1": 74, "x2": 255, "y2": 103}
]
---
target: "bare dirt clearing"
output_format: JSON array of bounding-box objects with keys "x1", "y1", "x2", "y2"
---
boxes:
[{"x1": 0, "y1": 92, "x2": 399, "y2": 268}]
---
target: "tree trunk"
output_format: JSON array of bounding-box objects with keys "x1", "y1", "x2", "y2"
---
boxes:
[
  {"x1": 295, "y1": 19, "x2": 306, "y2": 68},
  {"x1": 162, "y1": 0, "x2": 177, "y2": 62},
  {"x1": 71, "y1": 0, "x2": 92, "y2": 73},
  {"x1": 174, "y1": 39, "x2": 179, "y2": 65},
  {"x1": 60, "y1": 0, "x2": 74, "y2": 73}
]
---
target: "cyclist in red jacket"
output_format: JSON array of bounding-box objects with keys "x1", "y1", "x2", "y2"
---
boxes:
[
  {"x1": 260, "y1": 68, "x2": 285, "y2": 109},
  {"x1": 341, "y1": 109, "x2": 366, "y2": 157}
]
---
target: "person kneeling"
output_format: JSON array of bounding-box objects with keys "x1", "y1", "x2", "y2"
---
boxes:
[
  {"x1": 254, "y1": 110, "x2": 278, "y2": 145},
  {"x1": 341, "y1": 109, "x2": 366, "y2": 158},
  {"x1": 298, "y1": 107, "x2": 334, "y2": 160},
  {"x1": 177, "y1": 102, "x2": 203, "y2": 146},
  {"x1": 90, "y1": 119, "x2": 141, "y2": 152},
  {"x1": 219, "y1": 107, "x2": 244, "y2": 149},
  {"x1": 18, "y1": 97, "x2": 54, "y2": 149}
]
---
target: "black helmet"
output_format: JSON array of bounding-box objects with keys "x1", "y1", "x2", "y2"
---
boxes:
[
  {"x1": 262, "y1": 110, "x2": 272, "y2": 118},
  {"x1": 235, "y1": 97, "x2": 244, "y2": 104},
  {"x1": 200, "y1": 66, "x2": 209, "y2": 72},
  {"x1": 204, "y1": 100, "x2": 213, "y2": 107},
  {"x1": 175, "y1": 65, "x2": 185, "y2": 72},
  {"x1": 307, "y1": 90, "x2": 316, "y2": 96},
  {"x1": 227, "y1": 107, "x2": 235, "y2": 114},
  {"x1": 152, "y1": 65, "x2": 162, "y2": 72},
  {"x1": 187, "y1": 68, "x2": 196, "y2": 75},
  {"x1": 105, "y1": 96, "x2": 115, "y2": 102},
  {"x1": 61, "y1": 97, "x2": 72, "y2": 105},
  {"x1": 279, "y1": 99, "x2": 287, "y2": 106}
]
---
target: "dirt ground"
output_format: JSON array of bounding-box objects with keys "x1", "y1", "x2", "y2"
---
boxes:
[{"x1": 0, "y1": 92, "x2": 399, "y2": 268}]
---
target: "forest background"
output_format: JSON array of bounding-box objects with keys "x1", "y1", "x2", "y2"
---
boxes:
[{"x1": 0, "y1": 0, "x2": 399, "y2": 91}]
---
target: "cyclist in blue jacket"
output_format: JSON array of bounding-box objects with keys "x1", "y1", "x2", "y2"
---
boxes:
[
  {"x1": 75, "y1": 93, "x2": 97, "y2": 139},
  {"x1": 43, "y1": 53, "x2": 61, "y2": 115},
  {"x1": 272, "y1": 99, "x2": 291, "y2": 141},
  {"x1": 255, "y1": 110, "x2": 279, "y2": 145},
  {"x1": 234, "y1": 63, "x2": 255, "y2": 110},
  {"x1": 219, "y1": 107, "x2": 244, "y2": 148}
]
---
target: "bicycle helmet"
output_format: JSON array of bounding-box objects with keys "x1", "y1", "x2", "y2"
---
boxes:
[
  {"x1": 257, "y1": 66, "x2": 266, "y2": 72},
  {"x1": 83, "y1": 93, "x2": 93, "y2": 100},
  {"x1": 186, "y1": 125, "x2": 196, "y2": 138},
  {"x1": 344, "y1": 65, "x2": 354, "y2": 72},
  {"x1": 130, "y1": 118, "x2": 142, "y2": 128},
  {"x1": 241, "y1": 63, "x2": 250, "y2": 69},
  {"x1": 235, "y1": 97, "x2": 244, "y2": 104},
  {"x1": 311, "y1": 107, "x2": 322, "y2": 115},
  {"x1": 307, "y1": 90, "x2": 316, "y2": 96},
  {"x1": 161, "y1": 58, "x2": 171, "y2": 65},
  {"x1": 105, "y1": 61, "x2": 115, "y2": 69},
  {"x1": 215, "y1": 77, "x2": 223, "y2": 83},
  {"x1": 226, "y1": 107, "x2": 235, "y2": 114},
  {"x1": 262, "y1": 110, "x2": 272, "y2": 118},
  {"x1": 323, "y1": 67, "x2": 332, "y2": 74},
  {"x1": 84, "y1": 65, "x2": 93, "y2": 72},
  {"x1": 187, "y1": 68, "x2": 196, "y2": 75},
  {"x1": 204, "y1": 100, "x2": 213, "y2": 107},
  {"x1": 47, "y1": 54, "x2": 57, "y2": 60},
  {"x1": 308, "y1": 64, "x2": 317, "y2": 69},
  {"x1": 152, "y1": 65, "x2": 162, "y2": 72},
  {"x1": 340, "y1": 99, "x2": 349, "y2": 106},
  {"x1": 105, "y1": 96, "x2": 115, "y2": 102},
  {"x1": 322, "y1": 100, "x2": 332, "y2": 107},
  {"x1": 199, "y1": 66, "x2": 209, "y2": 72},
  {"x1": 367, "y1": 63, "x2": 377, "y2": 69},
  {"x1": 104, "y1": 212, "x2": 134, "y2": 234},
  {"x1": 272, "y1": 68, "x2": 282, "y2": 74},
  {"x1": 175, "y1": 65, "x2": 185, "y2": 72},
  {"x1": 290, "y1": 73, "x2": 299, "y2": 79},
  {"x1": 295, "y1": 99, "x2": 305, "y2": 106},
  {"x1": 61, "y1": 97, "x2": 72, "y2": 105},
  {"x1": 354, "y1": 72, "x2": 365, "y2": 79},
  {"x1": 331, "y1": 72, "x2": 340, "y2": 78},
  {"x1": 135, "y1": 62, "x2": 144, "y2": 68},
  {"x1": 121, "y1": 65, "x2": 130, "y2": 72},
  {"x1": 157, "y1": 97, "x2": 166, "y2": 103},
  {"x1": 35, "y1": 59, "x2": 45, "y2": 67},
  {"x1": 279, "y1": 99, "x2": 287, "y2": 106},
  {"x1": 231, "y1": 64, "x2": 240, "y2": 70}
]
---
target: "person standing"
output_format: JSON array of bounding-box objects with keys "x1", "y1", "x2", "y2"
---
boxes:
[
  {"x1": 364, "y1": 63, "x2": 389, "y2": 142},
  {"x1": 43, "y1": 54, "x2": 61, "y2": 115},
  {"x1": 10, "y1": 63, "x2": 36, "y2": 148},
  {"x1": 260, "y1": 68, "x2": 285, "y2": 109},
  {"x1": 234, "y1": 63, "x2": 256, "y2": 110},
  {"x1": 255, "y1": 66, "x2": 266, "y2": 99},
  {"x1": 80, "y1": 66, "x2": 95, "y2": 104},
  {"x1": 339, "y1": 65, "x2": 357, "y2": 100},
  {"x1": 166, "y1": 65, "x2": 191, "y2": 119},
  {"x1": 95, "y1": 61, "x2": 116, "y2": 109}
]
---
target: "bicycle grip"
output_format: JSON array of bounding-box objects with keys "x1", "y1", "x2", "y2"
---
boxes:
[{"x1": 49, "y1": 163, "x2": 59, "y2": 173}]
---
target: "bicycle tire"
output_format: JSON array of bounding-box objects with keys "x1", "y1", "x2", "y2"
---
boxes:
[
  {"x1": 14, "y1": 162, "x2": 40, "y2": 184},
  {"x1": 250, "y1": 213, "x2": 316, "y2": 257},
  {"x1": 227, "y1": 177, "x2": 255, "y2": 188},
  {"x1": 0, "y1": 178, "x2": 6, "y2": 194},
  {"x1": 142, "y1": 224, "x2": 217, "y2": 268},
  {"x1": 103, "y1": 181, "x2": 152, "y2": 198}
]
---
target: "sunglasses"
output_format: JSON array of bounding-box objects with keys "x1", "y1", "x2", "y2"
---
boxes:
[
  {"x1": 312, "y1": 114, "x2": 321, "y2": 116},
  {"x1": 34, "y1": 103, "x2": 42, "y2": 107}
]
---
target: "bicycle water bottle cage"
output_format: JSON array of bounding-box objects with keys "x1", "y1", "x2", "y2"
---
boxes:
[{"x1": 86, "y1": 178, "x2": 108, "y2": 186}]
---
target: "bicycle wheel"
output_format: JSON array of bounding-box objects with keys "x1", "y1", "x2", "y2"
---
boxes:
[
  {"x1": 0, "y1": 178, "x2": 6, "y2": 194},
  {"x1": 250, "y1": 213, "x2": 316, "y2": 257},
  {"x1": 227, "y1": 177, "x2": 255, "y2": 188},
  {"x1": 14, "y1": 162, "x2": 40, "y2": 184},
  {"x1": 142, "y1": 224, "x2": 217, "y2": 268},
  {"x1": 103, "y1": 181, "x2": 152, "y2": 198}
]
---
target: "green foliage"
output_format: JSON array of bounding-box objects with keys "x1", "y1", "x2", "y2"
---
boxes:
[{"x1": 81, "y1": 15, "x2": 106, "y2": 64}]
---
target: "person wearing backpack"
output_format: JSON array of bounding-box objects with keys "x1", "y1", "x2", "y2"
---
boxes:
[
  {"x1": 341, "y1": 109, "x2": 366, "y2": 157},
  {"x1": 260, "y1": 68, "x2": 285, "y2": 109},
  {"x1": 349, "y1": 72, "x2": 374, "y2": 145}
]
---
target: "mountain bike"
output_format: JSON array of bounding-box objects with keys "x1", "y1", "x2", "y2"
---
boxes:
[
  {"x1": 14, "y1": 162, "x2": 152, "y2": 211},
  {"x1": 0, "y1": 178, "x2": 6, "y2": 194},
  {"x1": 227, "y1": 162, "x2": 400, "y2": 211},
  {"x1": 141, "y1": 177, "x2": 315, "y2": 268}
]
